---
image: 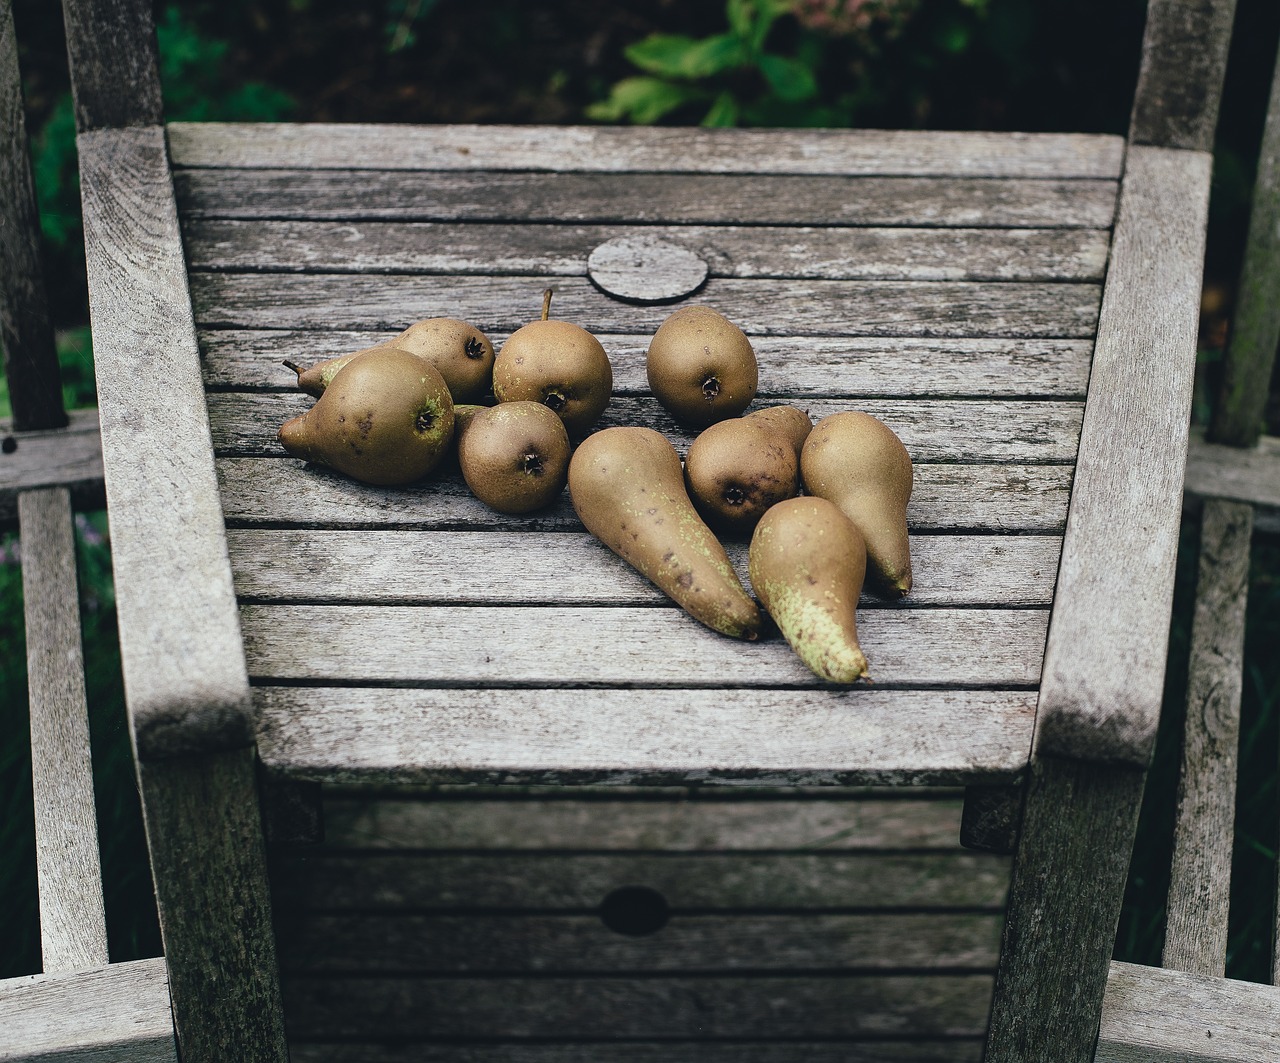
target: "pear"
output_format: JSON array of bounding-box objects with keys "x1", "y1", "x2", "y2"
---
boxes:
[
  {"x1": 492, "y1": 289, "x2": 612, "y2": 436},
  {"x1": 800, "y1": 410, "x2": 913, "y2": 597},
  {"x1": 277, "y1": 346, "x2": 454, "y2": 486},
  {"x1": 749, "y1": 496, "x2": 870, "y2": 683},
  {"x1": 458, "y1": 401, "x2": 571, "y2": 514},
  {"x1": 568, "y1": 426, "x2": 761, "y2": 640},
  {"x1": 283, "y1": 317, "x2": 495, "y2": 402},
  {"x1": 646, "y1": 304, "x2": 758, "y2": 427},
  {"x1": 684, "y1": 405, "x2": 812, "y2": 535}
]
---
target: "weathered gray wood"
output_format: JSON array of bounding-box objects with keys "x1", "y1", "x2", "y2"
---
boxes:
[
  {"x1": 78, "y1": 127, "x2": 252, "y2": 759},
  {"x1": 276, "y1": 912, "x2": 1002, "y2": 973},
  {"x1": 320, "y1": 793, "x2": 968, "y2": 850},
  {"x1": 0, "y1": 957, "x2": 176, "y2": 1062},
  {"x1": 959, "y1": 785, "x2": 1023, "y2": 855},
  {"x1": 1184, "y1": 430, "x2": 1280, "y2": 511},
  {"x1": 216, "y1": 457, "x2": 1073, "y2": 533},
  {"x1": 184, "y1": 220, "x2": 1113, "y2": 282},
  {"x1": 280, "y1": 973, "x2": 994, "y2": 1039},
  {"x1": 0, "y1": 409, "x2": 105, "y2": 521},
  {"x1": 1162, "y1": 498, "x2": 1252, "y2": 976},
  {"x1": 227, "y1": 529, "x2": 1060, "y2": 607},
  {"x1": 59, "y1": 0, "x2": 162, "y2": 132},
  {"x1": 1129, "y1": 0, "x2": 1237, "y2": 151},
  {"x1": 984, "y1": 757, "x2": 1147, "y2": 1062},
  {"x1": 1097, "y1": 960, "x2": 1280, "y2": 1062},
  {"x1": 167, "y1": 122, "x2": 1125, "y2": 178},
  {"x1": 254, "y1": 686, "x2": 1036, "y2": 786},
  {"x1": 202, "y1": 329, "x2": 1096, "y2": 397},
  {"x1": 587, "y1": 235, "x2": 708, "y2": 302},
  {"x1": 212, "y1": 393, "x2": 1085, "y2": 464},
  {"x1": 242, "y1": 604, "x2": 1048, "y2": 688},
  {"x1": 190, "y1": 273, "x2": 1103, "y2": 338},
  {"x1": 19, "y1": 487, "x2": 108, "y2": 972},
  {"x1": 137, "y1": 747, "x2": 287, "y2": 1063},
  {"x1": 287, "y1": 1045, "x2": 983, "y2": 1063},
  {"x1": 0, "y1": 0, "x2": 63, "y2": 430},
  {"x1": 1035, "y1": 145, "x2": 1213, "y2": 766},
  {"x1": 175, "y1": 171, "x2": 1119, "y2": 230},
  {"x1": 1211, "y1": 38, "x2": 1280, "y2": 446}
]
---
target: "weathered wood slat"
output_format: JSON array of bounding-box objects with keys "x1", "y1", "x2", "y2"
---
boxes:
[
  {"x1": 227, "y1": 529, "x2": 1060, "y2": 608},
  {"x1": 1035, "y1": 144, "x2": 1213, "y2": 766},
  {"x1": 216, "y1": 457, "x2": 1073, "y2": 533},
  {"x1": 242, "y1": 604, "x2": 1047, "y2": 688},
  {"x1": 0, "y1": 409, "x2": 105, "y2": 520},
  {"x1": 270, "y1": 850, "x2": 1012, "y2": 911},
  {"x1": 1162, "y1": 498, "x2": 1252, "y2": 976},
  {"x1": 280, "y1": 973, "x2": 994, "y2": 1039},
  {"x1": 0, "y1": 957, "x2": 176, "y2": 1062},
  {"x1": 286, "y1": 1044, "x2": 983, "y2": 1063},
  {"x1": 60, "y1": 0, "x2": 163, "y2": 133},
  {"x1": 254, "y1": 686, "x2": 1035, "y2": 786},
  {"x1": 202, "y1": 329, "x2": 1096, "y2": 398},
  {"x1": 189, "y1": 273, "x2": 1103, "y2": 338},
  {"x1": 167, "y1": 123, "x2": 1125, "y2": 178},
  {"x1": 1184, "y1": 430, "x2": 1280, "y2": 533},
  {"x1": 320, "y1": 794, "x2": 968, "y2": 850},
  {"x1": 19, "y1": 487, "x2": 108, "y2": 973},
  {"x1": 1097, "y1": 960, "x2": 1280, "y2": 1062},
  {"x1": 211, "y1": 393, "x2": 1084, "y2": 464},
  {"x1": 77, "y1": 126, "x2": 252, "y2": 759},
  {"x1": 184, "y1": 219, "x2": 1112, "y2": 282},
  {"x1": 276, "y1": 912, "x2": 1002, "y2": 974}
]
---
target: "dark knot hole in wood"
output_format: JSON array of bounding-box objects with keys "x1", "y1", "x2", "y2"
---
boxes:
[{"x1": 600, "y1": 885, "x2": 670, "y2": 937}]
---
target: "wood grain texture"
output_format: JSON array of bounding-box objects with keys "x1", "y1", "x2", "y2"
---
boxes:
[
  {"x1": 286, "y1": 1044, "x2": 983, "y2": 1063},
  {"x1": 1211, "y1": 38, "x2": 1280, "y2": 446},
  {"x1": 1129, "y1": 0, "x2": 1237, "y2": 151},
  {"x1": 78, "y1": 126, "x2": 252, "y2": 759},
  {"x1": 189, "y1": 273, "x2": 1104, "y2": 338},
  {"x1": 1097, "y1": 960, "x2": 1280, "y2": 1062},
  {"x1": 59, "y1": 0, "x2": 163, "y2": 132},
  {"x1": 1184, "y1": 431, "x2": 1280, "y2": 533},
  {"x1": 983, "y1": 756, "x2": 1146, "y2": 1062},
  {"x1": 138, "y1": 747, "x2": 287, "y2": 1063},
  {"x1": 184, "y1": 219, "x2": 1113, "y2": 282},
  {"x1": 1162, "y1": 498, "x2": 1252, "y2": 976},
  {"x1": 0, "y1": 409, "x2": 104, "y2": 521},
  {"x1": 216, "y1": 458, "x2": 1073, "y2": 533},
  {"x1": 19, "y1": 487, "x2": 108, "y2": 973},
  {"x1": 0, "y1": 0, "x2": 63, "y2": 430},
  {"x1": 174, "y1": 170, "x2": 1119, "y2": 229},
  {"x1": 586, "y1": 235, "x2": 708, "y2": 302},
  {"x1": 227, "y1": 529, "x2": 1061, "y2": 608},
  {"x1": 166, "y1": 123, "x2": 1125, "y2": 178},
  {"x1": 1035, "y1": 145, "x2": 1213, "y2": 767},
  {"x1": 254, "y1": 685, "x2": 1036, "y2": 786},
  {"x1": 0, "y1": 957, "x2": 176, "y2": 1062},
  {"x1": 201, "y1": 329, "x2": 1096, "y2": 397}
]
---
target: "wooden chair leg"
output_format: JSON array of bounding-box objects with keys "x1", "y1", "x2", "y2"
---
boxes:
[{"x1": 983, "y1": 755, "x2": 1147, "y2": 1062}]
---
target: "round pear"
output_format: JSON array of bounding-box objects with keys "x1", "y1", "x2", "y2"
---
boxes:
[
  {"x1": 458, "y1": 401, "x2": 571, "y2": 514},
  {"x1": 646, "y1": 304, "x2": 758, "y2": 427},
  {"x1": 276, "y1": 346, "x2": 454, "y2": 486},
  {"x1": 393, "y1": 317, "x2": 495, "y2": 403}
]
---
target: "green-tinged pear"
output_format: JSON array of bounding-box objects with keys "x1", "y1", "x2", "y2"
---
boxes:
[
  {"x1": 568, "y1": 426, "x2": 761, "y2": 640},
  {"x1": 800, "y1": 410, "x2": 914, "y2": 596},
  {"x1": 749, "y1": 496, "x2": 869, "y2": 683},
  {"x1": 684, "y1": 405, "x2": 811, "y2": 535},
  {"x1": 276, "y1": 346, "x2": 454, "y2": 486}
]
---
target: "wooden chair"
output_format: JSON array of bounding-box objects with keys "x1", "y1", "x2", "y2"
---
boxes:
[{"x1": 3, "y1": 0, "x2": 1276, "y2": 1059}]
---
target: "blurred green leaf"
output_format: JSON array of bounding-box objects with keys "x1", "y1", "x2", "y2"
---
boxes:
[
  {"x1": 625, "y1": 33, "x2": 747, "y2": 79},
  {"x1": 702, "y1": 91, "x2": 741, "y2": 127},
  {"x1": 759, "y1": 53, "x2": 819, "y2": 101},
  {"x1": 586, "y1": 77, "x2": 703, "y2": 124}
]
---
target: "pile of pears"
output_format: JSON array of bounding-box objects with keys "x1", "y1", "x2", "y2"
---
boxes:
[{"x1": 277, "y1": 292, "x2": 913, "y2": 684}]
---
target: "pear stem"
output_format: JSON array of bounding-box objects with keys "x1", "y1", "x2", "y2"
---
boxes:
[
  {"x1": 541, "y1": 288, "x2": 553, "y2": 322},
  {"x1": 282, "y1": 359, "x2": 304, "y2": 379}
]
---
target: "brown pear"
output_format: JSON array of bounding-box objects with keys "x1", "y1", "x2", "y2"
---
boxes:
[
  {"x1": 459, "y1": 401, "x2": 571, "y2": 514},
  {"x1": 749, "y1": 496, "x2": 870, "y2": 683},
  {"x1": 646, "y1": 305, "x2": 758, "y2": 427},
  {"x1": 800, "y1": 410, "x2": 913, "y2": 596},
  {"x1": 568, "y1": 426, "x2": 760, "y2": 640},
  {"x1": 684, "y1": 405, "x2": 812, "y2": 535},
  {"x1": 277, "y1": 346, "x2": 454, "y2": 486},
  {"x1": 492, "y1": 290, "x2": 612, "y2": 436}
]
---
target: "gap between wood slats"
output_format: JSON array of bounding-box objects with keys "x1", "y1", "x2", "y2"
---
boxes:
[
  {"x1": 188, "y1": 274, "x2": 1103, "y2": 338},
  {"x1": 181, "y1": 220, "x2": 1112, "y2": 282},
  {"x1": 200, "y1": 331, "x2": 1095, "y2": 399}
]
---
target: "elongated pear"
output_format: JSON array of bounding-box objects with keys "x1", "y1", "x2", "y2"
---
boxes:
[
  {"x1": 684, "y1": 405, "x2": 811, "y2": 535},
  {"x1": 568, "y1": 426, "x2": 761, "y2": 640},
  {"x1": 749, "y1": 496, "x2": 869, "y2": 683},
  {"x1": 800, "y1": 410, "x2": 913, "y2": 596}
]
